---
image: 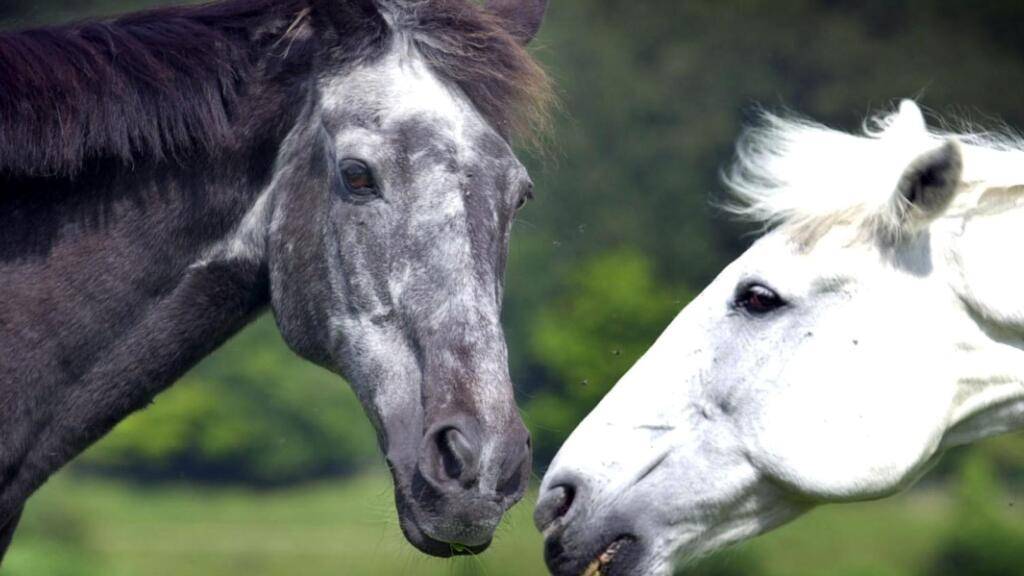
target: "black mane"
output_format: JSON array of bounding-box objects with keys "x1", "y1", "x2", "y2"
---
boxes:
[
  {"x1": 0, "y1": 0, "x2": 310, "y2": 177},
  {"x1": 0, "y1": 0, "x2": 552, "y2": 178}
]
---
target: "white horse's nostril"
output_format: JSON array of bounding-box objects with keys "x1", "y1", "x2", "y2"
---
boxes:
[{"x1": 534, "y1": 484, "x2": 576, "y2": 534}]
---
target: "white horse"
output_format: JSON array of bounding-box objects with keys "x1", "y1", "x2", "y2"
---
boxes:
[{"x1": 534, "y1": 100, "x2": 1024, "y2": 576}]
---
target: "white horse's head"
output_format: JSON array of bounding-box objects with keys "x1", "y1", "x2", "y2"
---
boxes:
[{"x1": 535, "y1": 101, "x2": 1024, "y2": 576}]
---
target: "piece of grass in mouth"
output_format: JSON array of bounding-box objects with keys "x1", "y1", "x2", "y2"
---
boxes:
[
  {"x1": 451, "y1": 543, "x2": 470, "y2": 554},
  {"x1": 581, "y1": 538, "x2": 627, "y2": 576}
]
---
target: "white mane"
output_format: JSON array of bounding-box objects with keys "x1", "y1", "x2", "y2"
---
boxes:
[{"x1": 724, "y1": 100, "x2": 1024, "y2": 242}]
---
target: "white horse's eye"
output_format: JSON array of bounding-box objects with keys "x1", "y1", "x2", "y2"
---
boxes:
[{"x1": 734, "y1": 283, "x2": 786, "y2": 315}]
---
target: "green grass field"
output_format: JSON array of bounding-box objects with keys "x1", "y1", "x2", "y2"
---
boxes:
[
  {"x1": 2, "y1": 465, "x2": 973, "y2": 576},
  {"x1": 5, "y1": 469, "x2": 546, "y2": 576}
]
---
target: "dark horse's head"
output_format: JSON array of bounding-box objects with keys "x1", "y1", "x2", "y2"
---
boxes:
[
  {"x1": 249, "y1": 0, "x2": 550, "y2": 556},
  {"x1": 0, "y1": 0, "x2": 550, "y2": 555}
]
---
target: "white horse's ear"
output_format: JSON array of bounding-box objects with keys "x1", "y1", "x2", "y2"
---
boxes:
[
  {"x1": 884, "y1": 140, "x2": 963, "y2": 238},
  {"x1": 890, "y1": 100, "x2": 928, "y2": 136}
]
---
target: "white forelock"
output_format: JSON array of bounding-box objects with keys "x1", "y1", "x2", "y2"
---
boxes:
[{"x1": 723, "y1": 100, "x2": 1024, "y2": 241}]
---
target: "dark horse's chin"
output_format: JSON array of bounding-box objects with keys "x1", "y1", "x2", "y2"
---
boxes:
[
  {"x1": 393, "y1": 487, "x2": 493, "y2": 557},
  {"x1": 398, "y1": 512, "x2": 492, "y2": 558}
]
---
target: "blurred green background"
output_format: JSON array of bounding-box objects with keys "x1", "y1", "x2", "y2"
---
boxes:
[{"x1": 3, "y1": 1, "x2": 1024, "y2": 575}]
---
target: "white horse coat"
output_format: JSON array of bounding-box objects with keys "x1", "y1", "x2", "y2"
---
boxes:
[{"x1": 535, "y1": 101, "x2": 1024, "y2": 576}]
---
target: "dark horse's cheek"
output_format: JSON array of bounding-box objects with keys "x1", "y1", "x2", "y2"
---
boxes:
[{"x1": 268, "y1": 173, "x2": 337, "y2": 366}]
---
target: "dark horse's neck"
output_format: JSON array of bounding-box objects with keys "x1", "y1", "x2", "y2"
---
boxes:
[
  {"x1": 0, "y1": 157, "x2": 273, "y2": 493},
  {"x1": 0, "y1": 0, "x2": 314, "y2": 551},
  {"x1": 0, "y1": 161, "x2": 273, "y2": 523}
]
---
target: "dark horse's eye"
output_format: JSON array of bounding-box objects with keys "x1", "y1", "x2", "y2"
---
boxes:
[
  {"x1": 515, "y1": 181, "x2": 535, "y2": 211},
  {"x1": 340, "y1": 159, "x2": 377, "y2": 197},
  {"x1": 734, "y1": 283, "x2": 786, "y2": 315}
]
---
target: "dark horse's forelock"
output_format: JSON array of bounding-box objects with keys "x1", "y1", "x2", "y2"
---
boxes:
[
  {"x1": 403, "y1": 0, "x2": 554, "y2": 145},
  {"x1": 0, "y1": 0, "x2": 553, "y2": 178}
]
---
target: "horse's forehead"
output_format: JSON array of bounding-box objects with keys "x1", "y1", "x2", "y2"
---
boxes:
[
  {"x1": 732, "y1": 229, "x2": 879, "y2": 286},
  {"x1": 731, "y1": 232, "x2": 806, "y2": 275},
  {"x1": 323, "y1": 45, "x2": 486, "y2": 134}
]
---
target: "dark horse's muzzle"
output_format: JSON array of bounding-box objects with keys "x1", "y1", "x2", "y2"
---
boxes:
[{"x1": 389, "y1": 411, "x2": 531, "y2": 556}]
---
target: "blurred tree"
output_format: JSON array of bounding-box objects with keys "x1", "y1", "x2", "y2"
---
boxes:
[
  {"x1": 0, "y1": 0, "x2": 172, "y2": 28},
  {"x1": 927, "y1": 451, "x2": 1024, "y2": 576},
  {"x1": 79, "y1": 317, "x2": 379, "y2": 486},
  {"x1": 523, "y1": 249, "x2": 689, "y2": 462}
]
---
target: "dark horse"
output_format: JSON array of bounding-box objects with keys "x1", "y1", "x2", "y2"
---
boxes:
[{"x1": 0, "y1": 0, "x2": 553, "y2": 560}]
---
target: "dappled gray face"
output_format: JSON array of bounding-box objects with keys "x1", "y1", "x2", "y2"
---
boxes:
[{"x1": 269, "y1": 44, "x2": 533, "y2": 557}]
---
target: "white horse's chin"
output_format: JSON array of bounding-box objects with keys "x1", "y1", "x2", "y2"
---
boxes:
[
  {"x1": 625, "y1": 531, "x2": 743, "y2": 576},
  {"x1": 639, "y1": 557, "x2": 675, "y2": 576},
  {"x1": 647, "y1": 497, "x2": 810, "y2": 575}
]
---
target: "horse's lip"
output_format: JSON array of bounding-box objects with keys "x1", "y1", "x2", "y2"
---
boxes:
[
  {"x1": 393, "y1": 481, "x2": 494, "y2": 557},
  {"x1": 397, "y1": 504, "x2": 493, "y2": 557},
  {"x1": 411, "y1": 529, "x2": 492, "y2": 558},
  {"x1": 580, "y1": 535, "x2": 638, "y2": 576}
]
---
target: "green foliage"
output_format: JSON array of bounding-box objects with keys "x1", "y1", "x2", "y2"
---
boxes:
[
  {"x1": 78, "y1": 316, "x2": 379, "y2": 485},
  {"x1": 0, "y1": 0, "x2": 178, "y2": 29},
  {"x1": 523, "y1": 249, "x2": 690, "y2": 462},
  {"x1": 926, "y1": 451, "x2": 1024, "y2": 576},
  {"x1": 3, "y1": 487, "x2": 107, "y2": 576}
]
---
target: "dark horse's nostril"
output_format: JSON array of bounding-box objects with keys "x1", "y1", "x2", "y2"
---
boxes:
[
  {"x1": 421, "y1": 421, "x2": 530, "y2": 498},
  {"x1": 534, "y1": 484, "x2": 576, "y2": 533},
  {"x1": 435, "y1": 427, "x2": 479, "y2": 486}
]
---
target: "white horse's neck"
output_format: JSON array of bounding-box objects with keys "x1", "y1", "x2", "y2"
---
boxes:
[{"x1": 937, "y1": 183, "x2": 1024, "y2": 449}]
